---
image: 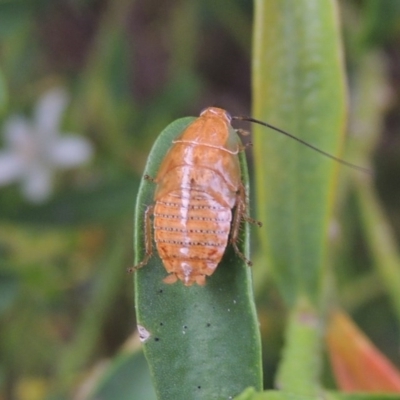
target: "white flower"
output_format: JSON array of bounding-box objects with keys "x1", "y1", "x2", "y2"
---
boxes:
[{"x1": 0, "y1": 87, "x2": 93, "y2": 203}]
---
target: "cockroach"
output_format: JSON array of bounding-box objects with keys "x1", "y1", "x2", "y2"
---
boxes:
[
  {"x1": 132, "y1": 107, "x2": 255, "y2": 286},
  {"x1": 131, "y1": 107, "x2": 369, "y2": 286}
]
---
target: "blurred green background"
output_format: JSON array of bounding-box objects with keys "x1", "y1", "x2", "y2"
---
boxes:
[{"x1": 0, "y1": 0, "x2": 400, "y2": 399}]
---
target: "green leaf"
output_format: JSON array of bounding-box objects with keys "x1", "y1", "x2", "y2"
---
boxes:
[
  {"x1": 134, "y1": 117, "x2": 262, "y2": 399},
  {"x1": 0, "y1": 67, "x2": 7, "y2": 114},
  {"x1": 348, "y1": 51, "x2": 400, "y2": 325},
  {"x1": 56, "y1": 234, "x2": 130, "y2": 391},
  {"x1": 235, "y1": 388, "x2": 321, "y2": 400},
  {"x1": 0, "y1": 272, "x2": 18, "y2": 316},
  {"x1": 275, "y1": 300, "x2": 321, "y2": 396},
  {"x1": 87, "y1": 349, "x2": 156, "y2": 400},
  {"x1": 0, "y1": 3, "x2": 32, "y2": 38},
  {"x1": 359, "y1": 0, "x2": 400, "y2": 48},
  {"x1": 252, "y1": 0, "x2": 346, "y2": 305},
  {"x1": 0, "y1": 177, "x2": 139, "y2": 226},
  {"x1": 235, "y1": 388, "x2": 400, "y2": 400},
  {"x1": 327, "y1": 394, "x2": 400, "y2": 400}
]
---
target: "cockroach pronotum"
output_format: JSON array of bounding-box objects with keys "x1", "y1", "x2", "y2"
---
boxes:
[{"x1": 131, "y1": 107, "x2": 369, "y2": 286}]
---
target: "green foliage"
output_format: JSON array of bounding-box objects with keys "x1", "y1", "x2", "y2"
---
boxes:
[
  {"x1": 86, "y1": 348, "x2": 157, "y2": 400},
  {"x1": 253, "y1": 0, "x2": 346, "y2": 306},
  {"x1": 235, "y1": 388, "x2": 400, "y2": 400}
]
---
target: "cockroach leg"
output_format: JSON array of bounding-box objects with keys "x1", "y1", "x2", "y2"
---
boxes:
[
  {"x1": 238, "y1": 142, "x2": 252, "y2": 151},
  {"x1": 237, "y1": 183, "x2": 262, "y2": 227},
  {"x1": 230, "y1": 185, "x2": 253, "y2": 267},
  {"x1": 236, "y1": 128, "x2": 250, "y2": 136},
  {"x1": 128, "y1": 205, "x2": 154, "y2": 273},
  {"x1": 236, "y1": 130, "x2": 252, "y2": 151},
  {"x1": 242, "y1": 214, "x2": 262, "y2": 227},
  {"x1": 144, "y1": 174, "x2": 156, "y2": 183},
  {"x1": 144, "y1": 174, "x2": 155, "y2": 183}
]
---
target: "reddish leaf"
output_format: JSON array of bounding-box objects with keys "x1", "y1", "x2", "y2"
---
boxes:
[{"x1": 326, "y1": 309, "x2": 400, "y2": 392}]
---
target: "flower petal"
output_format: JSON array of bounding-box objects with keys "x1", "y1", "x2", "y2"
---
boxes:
[
  {"x1": 0, "y1": 152, "x2": 25, "y2": 185},
  {"x1": 4, "y1": 115, "x2": 33, "y2": 149},
  {"x1": 34, "y1": 87, "x2": 69, "y2": 137},
  {"x1": 21, "y1": 164, "x2": 53, "y2": 203},
  {"x1": 49, "y1": 136, "x2": 93, "y2": 167}
]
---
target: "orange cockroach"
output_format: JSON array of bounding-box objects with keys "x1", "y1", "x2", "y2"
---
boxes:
[{"x1": 131, "y1": 107, "x2": 368, "y2": 286}]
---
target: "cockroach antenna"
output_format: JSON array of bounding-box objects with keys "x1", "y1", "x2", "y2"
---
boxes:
[{"x1": 232, "y1": 115, "x2": 372, "y2": 175}]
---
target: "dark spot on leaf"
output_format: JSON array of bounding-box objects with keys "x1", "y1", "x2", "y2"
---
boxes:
[
  {"x1": 158, "y1": 289, "x2": 163, "y2": 294},
  {"x1": 160, "y1": 322, "x2": 163, "y2": 326},
  {"x1": 183, "y1": 325, "x2": 187, "y2": 329},
  {"x1": 197, "y1": 386, "x2": 201, "y2": 389},
  {"x1": 154, "y1": 337, "x2": 160, "y2": 342},
  {"x1": 206, "y1": 323, "x2": 211, "y2": 327}
]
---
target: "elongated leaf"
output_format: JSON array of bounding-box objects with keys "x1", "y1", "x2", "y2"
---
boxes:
[
  {"x1": 252, "y1": 0, "x2": 346, "y2": 394},
  {"x1": 347, "y1": 51, "x2": 400, "y2": 324},
  {"x1": 0, "y1": 67, "x2": 7, "y2": 114},
  {"x1": 235, "y1": 388, "x2": 400, "y2": 400},
  {"x1": 275, "y1": 300, "x2": 322, "y2": 396},
  {"x1": 86, "y1": 348, "x2": 156, "y2": 400},
  {"x1": 134, "y1": 117, "x2": 262, "y2": 399},
  {"x1": 252, "y1": 0, "x2": 346, "y2": 305}
]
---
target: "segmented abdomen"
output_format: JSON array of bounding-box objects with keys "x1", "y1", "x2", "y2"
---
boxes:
[{"x1": 154, "y1": 189, "x2": 231, "y2": 285}]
